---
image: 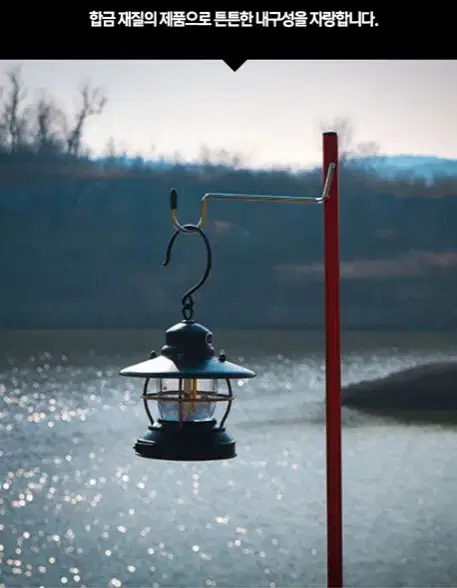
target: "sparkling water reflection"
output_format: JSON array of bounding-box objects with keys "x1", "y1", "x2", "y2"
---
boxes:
[{"x1": 1, "y1": 330, "x2": 457, "y2": 587}]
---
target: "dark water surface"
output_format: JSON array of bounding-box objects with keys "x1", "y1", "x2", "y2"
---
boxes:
[{"x1": 1, "y1": 329, "x2": 457, "y2": 587}]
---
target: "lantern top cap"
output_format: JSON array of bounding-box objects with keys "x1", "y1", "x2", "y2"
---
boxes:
[{"x1": 161, "y1": 320, "x2": 215, "y2": 362}]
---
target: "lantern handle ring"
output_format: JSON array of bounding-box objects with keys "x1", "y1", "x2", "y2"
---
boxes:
[{"x1": 163, "y1": 223, "x2": 212, "y2": 321}]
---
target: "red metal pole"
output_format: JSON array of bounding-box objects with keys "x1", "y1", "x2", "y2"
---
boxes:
[{"x1": 323, "y1": 132, "x2": 343, "y2": 587}]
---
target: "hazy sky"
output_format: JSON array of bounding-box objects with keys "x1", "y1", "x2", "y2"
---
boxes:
[{"x1": 1, "y1": 60, "x2": 456, "y2": 168}]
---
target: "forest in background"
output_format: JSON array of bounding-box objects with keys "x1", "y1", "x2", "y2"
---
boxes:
[{"x1": 1, "y1": 67, "x2": 457, "y2": 330}]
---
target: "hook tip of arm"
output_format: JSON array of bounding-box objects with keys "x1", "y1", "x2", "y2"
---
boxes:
[{"x1": 170, "y1": 189, "x2": 178, "y2": 211}]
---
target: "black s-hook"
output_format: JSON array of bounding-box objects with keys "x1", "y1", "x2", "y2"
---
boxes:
[{"x1": 163, "y1": 224, "x2": 212, "y2": 321}]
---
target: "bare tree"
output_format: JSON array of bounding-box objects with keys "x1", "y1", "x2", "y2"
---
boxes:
[
  {"x1": 228, "y1": 151, "x2": 247, "y2": 170},
  {"x1": 171, "y1": 149, "x2": 183, "y2": 164},
  {"x1": 356, "y1": 140, "x2": 380, "y2": 158},
  {"x1": 197, "y1": 145, "x2": 247, "y2": 169},
  {"x1": 0, "y1": 84, "x2": 5, "y2": 150},
  {"x1": 65, "y1": 83, "x2": 107, "y2": 156},
  {"x1": 0, "y1": 67, "x2": 29, "y2": 152},
  {"x1": 199, "y1": 144, "x2": 212, "y2": 166},
  {"x1": 319, "y1": 117, "x2": 380, "y2": 162},
  {"x1": 104, "y1": 137, "x2": 117, "y2": 158},
  {"x1": 31, "y1": 93, "x2": 66, "y2": 154},
  {"x1": 320, "y1": 116, "x2": 354, "y2": 158}
]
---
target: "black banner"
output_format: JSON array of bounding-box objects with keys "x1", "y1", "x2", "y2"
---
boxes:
[{"x1": 1, "y1": 8, "x2": 454, "y2": 70}]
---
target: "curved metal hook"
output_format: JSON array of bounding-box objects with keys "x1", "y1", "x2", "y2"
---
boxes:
[
  {"x1": 168, "y1": 167, "x2": 336, "y2": 233},
  {"x1": 163, "y1": 223, "x2": 212, "y2": 320},
  {"x1": 169, "y1": 189, "x2": 201, "y2": 232}
]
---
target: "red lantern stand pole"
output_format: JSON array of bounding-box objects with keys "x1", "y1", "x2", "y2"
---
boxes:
[{"x1": 323, "y1": 132, "x2": 343, "y2": 588}]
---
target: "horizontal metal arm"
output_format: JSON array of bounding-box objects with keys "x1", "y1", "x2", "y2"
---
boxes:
[{"x1": 170, "y1": 162, "x2": 336, "y2": 231}]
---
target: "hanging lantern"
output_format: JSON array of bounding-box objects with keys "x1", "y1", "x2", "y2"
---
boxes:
[
  {"x1": 120, "y1": 220, "x2": 256, "y2": 461},
  {"x1": 120, "y1": 319, "x2": 255, "y2": 461}
]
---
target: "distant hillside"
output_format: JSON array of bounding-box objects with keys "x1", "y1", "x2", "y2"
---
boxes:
[
  {"x1": 347, "y1": 155, "x2": 457, "y2": 182},
  {"x1": 96, "y1": 154, "x2": 457, "y2": 182},
  {"x1": 2, "y1": 153, "x2": 457, "y2": 330}
]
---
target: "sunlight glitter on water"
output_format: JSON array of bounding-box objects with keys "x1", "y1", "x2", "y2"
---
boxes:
[{"x1": 1, "y1": 334, "x2": 457, "y2": 586}]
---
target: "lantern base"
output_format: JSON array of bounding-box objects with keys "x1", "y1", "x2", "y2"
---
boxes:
[{"x1": 134, "y1": 419, "x2": 236, "y2": 461}]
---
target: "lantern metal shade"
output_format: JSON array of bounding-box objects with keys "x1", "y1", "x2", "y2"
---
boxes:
[{"x1": 119, "y1": 354, "x2": 256, "y2": 379}]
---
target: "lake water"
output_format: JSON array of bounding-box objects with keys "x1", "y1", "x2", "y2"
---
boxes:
[{"x1": 1, "y1": 329, "x2": 457, "y2": 588}]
